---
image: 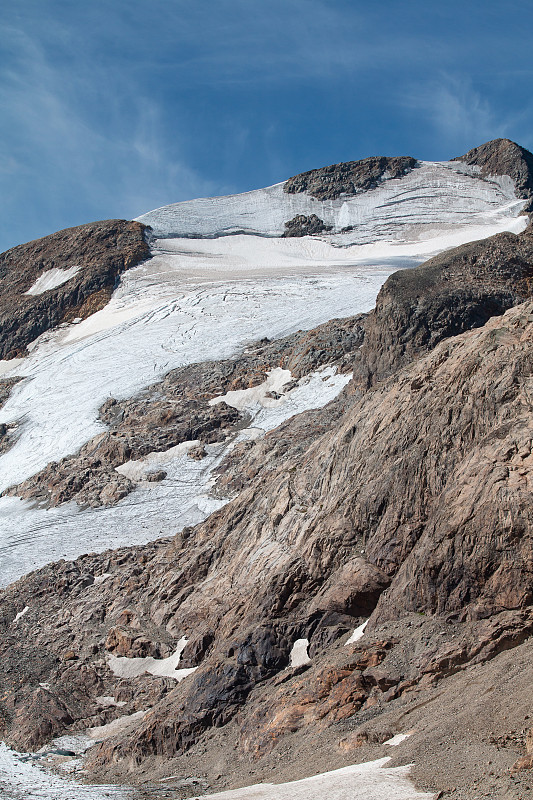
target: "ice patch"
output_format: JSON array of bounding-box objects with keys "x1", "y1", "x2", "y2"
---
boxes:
[
  {"x1": 345, "y1": 619, "x2": 368, "y2": 644},
  {"x1": 288, "y1": 638, "x2": 310, "y2": 668},
  {"x1": 137, "y1": 159, "x2": 527, "y2": 248},
  {"x1": 108, "y1": 635, "x2": 197, "y2": 681},
  {"x1": 24, "y1": 266, "x2": 81, "y2": 296},
  {"x1": 195, "y1": 757, "x2": 434, "y2": 799}
]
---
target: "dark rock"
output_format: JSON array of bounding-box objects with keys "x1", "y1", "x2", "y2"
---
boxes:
[
  {"x1": 282, "y1": 214, "x2": 333, "y2": 237},
  {"x1": 284, "y1": 156, "x2": 417, "y2": 200}
]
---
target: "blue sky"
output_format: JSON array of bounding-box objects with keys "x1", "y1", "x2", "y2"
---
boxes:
[{"x1": 1, "y1": 0, "x2": 533, "y2": 251}]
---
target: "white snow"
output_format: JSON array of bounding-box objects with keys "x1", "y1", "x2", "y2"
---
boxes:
[
  {"x1": 12, "y1": 606, "x2": 29, "y2": 623},
  {"x1": 137, "y1": 160, "x2": 526, "y2": 246},
  {"x1": 108, "y1": 635, "x2": 197, "y2": 681},
  {"x1": 345, "y1": 619, "x2": 369, "y2": 645},
  {"x1": 288, "y1": 638, "x2": 311, "y2": 668},
  {"x1": 195, "y1": 758, "x2": 434, "y2": 800},
  {"x1": 209, "y1": 367, "x2": 292, "y2": 410},
  {"x1": 24, "y1": 267, "x2": 81, "y2": 296},
  {"x1": 384, "y1": 733, "x2": 413, "y2": 747}
]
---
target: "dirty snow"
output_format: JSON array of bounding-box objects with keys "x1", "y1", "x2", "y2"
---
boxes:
[
  {"x1": 108, "y1": 635, "x2": 197, "y2": 681},
  {"x1": 24, "y1": 266, "x2": 81, "y2": 296},
  {"x1": 0, "y1": 742, "x2": 133, "y2": 799},
  {"x1": 87, "y1": 710, "x2": 148, "y2": 741},
  {"x1": 195, "y1": 758, "x2": 434, "y2": 799},
  {"x1": 288, "y1": 638, "x2": 311, "y2": 668}
]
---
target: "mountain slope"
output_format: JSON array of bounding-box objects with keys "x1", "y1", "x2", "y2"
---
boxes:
[{"x1": 0, "y1": 139, "x2": 533, "y2": 799}]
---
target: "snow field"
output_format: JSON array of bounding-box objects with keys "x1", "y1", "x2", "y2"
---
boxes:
[{"x1": 137, "y1": 159, "x2": 526, "y2": 246}]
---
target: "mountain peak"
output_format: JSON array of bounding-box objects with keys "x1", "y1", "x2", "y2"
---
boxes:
[{"x1": 453, "y1": 138, "x2": 533, "y2": 208}]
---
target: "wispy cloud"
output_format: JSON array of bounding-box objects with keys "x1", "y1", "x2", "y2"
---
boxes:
[{"x1": 402, "y1": 75, "x2": 521, "y2": 153}]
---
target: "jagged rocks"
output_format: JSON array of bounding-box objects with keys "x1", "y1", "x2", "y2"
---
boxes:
[
  {"x1": 0, "y1": 219, "x2": 150, "y2": 359},
  {"x1": 282, "y1": 214, "x2": 333, "y2": 237},
  {"x1": 283, "y1": 156, "x2": 417, "y2": 200}
]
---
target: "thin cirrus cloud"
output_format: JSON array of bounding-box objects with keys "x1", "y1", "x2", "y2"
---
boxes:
[{"x1": 402, "y1": 75, "x2": 533, "y2": 155}]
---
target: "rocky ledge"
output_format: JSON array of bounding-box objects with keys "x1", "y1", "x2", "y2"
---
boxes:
[
  {"x1": 0, "y1": 219, "x2": 150, "y2": 359},
  {"x1": 283, "y1": 155, "x2": 417, "y2": 200}
]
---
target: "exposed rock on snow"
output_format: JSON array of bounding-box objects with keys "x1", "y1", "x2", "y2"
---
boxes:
[
  {"x1": 0, "y1": 219, "x2": 149, "y2": 360},
  {"x1": 283, "y1": 155, "x2": 417, "y2": 200},
  {"x1": 282, "y1": 214, "x2": 332, "y2": 237},
  {"x1": 454, "y1": 137, "x2": 533, "y2": 210}
]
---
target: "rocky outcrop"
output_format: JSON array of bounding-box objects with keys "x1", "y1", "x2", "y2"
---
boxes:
[
  {"x1": 353, "y1": 225, "x2": 533, "y2": 388},
  {"x1": 282, "y1": 214, "x2": 333, "y2": 237},
  {"x1": 0, "y1": 219, "x2": 150, "y2": 359},
  {"x1": 6, "y1": 315, "x2": 363, "y2": 507},
  {"x1": 283, "y1": 156, "x2": 417, "y2": 200},
  {"x1": 1, "y1": 293, "x2": 532, "y2": 780},
  {"x1": 454, "y1": 138, "x2": 533, "y2": 211}
]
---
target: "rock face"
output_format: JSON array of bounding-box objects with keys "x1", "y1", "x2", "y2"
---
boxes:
[
  {"x1": 283, "y1": 156, "x2": 417, "y2": 200},
  {"x1": 454, "y1": 137, "x2": 533, "y2": 210},
  {"x1": 354, "y1": 226, "x2": 533, "y2": 387},
  {"x1": 3, "y1": 141, "x2": 533, "y2": 799},
  {"x1": 0, "y1": 219, "x2": 150, "y2": 359}
]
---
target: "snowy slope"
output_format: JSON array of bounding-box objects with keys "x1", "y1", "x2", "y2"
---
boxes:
[
  {"x1": 137, "y1": 160, "x2": 526, "y2": 245},
  {"x1": 0, "y1": 156, "x2": 529, "y2": 588}
]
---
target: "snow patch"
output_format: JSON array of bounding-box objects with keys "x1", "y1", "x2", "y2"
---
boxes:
[
  {"x1": 115, "y1": 440, "x2": 199, "y2": 482},
  {"x1": 108, "y1": 635, "x2": 197, "y2": 681},
  {"x1": 13, "y1": 606, "x2": 29, "y2": 623},
  {"x1": 195, "y1": 757, "x2": 434, "y2": 800},
  {"x1": 87, "y1": 710, "x2": 149, "y2": 741},
  {"x1": 95, "y1": 696, "x2": 126, "y2": 708},
  {"x1": 25, "y1": 266, "x2": 81, "y2": 296},
  {"x1": 209, "y1": 368, "x2": 292, "y2": 411},
  {"x1": 288, "y1": 638, "x2": 310, "y2": 668},
  {"x1": 345, "y1": 619, "x2": 369, "y2": 644},
  {"x1": 384, "y1": 733, "x2": 413, "y2": 747}
]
